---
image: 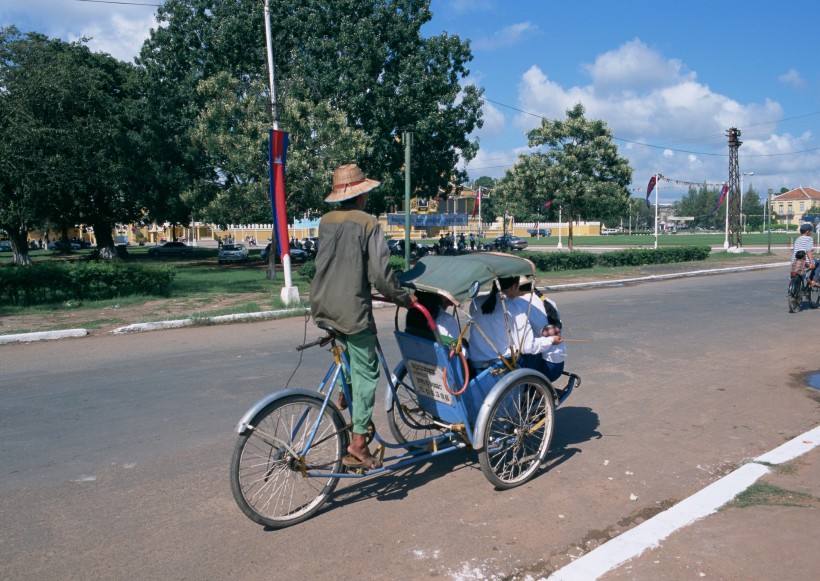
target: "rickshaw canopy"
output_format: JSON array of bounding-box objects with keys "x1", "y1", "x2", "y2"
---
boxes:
[{"x1": 398, "y1": 252, "x2": 536, "y2": 306}]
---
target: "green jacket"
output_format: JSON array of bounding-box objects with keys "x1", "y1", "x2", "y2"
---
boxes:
[{"x1": 310, "y1": 208, "x2": 412, "y2": 335}]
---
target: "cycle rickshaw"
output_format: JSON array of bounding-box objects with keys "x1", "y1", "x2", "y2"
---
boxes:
[{"x1": 230, "y1": 252, "x2": 581, "y2": 528}]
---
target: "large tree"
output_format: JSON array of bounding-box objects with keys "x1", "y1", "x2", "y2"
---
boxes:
[
  {"x1": 137, "y1": 0, "x2": 483, "y2": 223},
  {"x1": 0, "y1": 27, "x2": 143, "y2": 263},
  {"x1": 497, "y1": 103, "x2": 632, "y2": 249}
]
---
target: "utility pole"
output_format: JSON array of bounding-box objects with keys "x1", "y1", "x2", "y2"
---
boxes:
[
  {"x1": 403, "y1": 131, "x2": 412, "y2": 270},
  {"x1": 727, "y1": 127, "x2": 742, "y2": 248}
]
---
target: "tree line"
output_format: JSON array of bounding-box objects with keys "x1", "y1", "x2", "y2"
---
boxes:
[{"x1": 1, "y1": 0, "x2": 483, "y2": 265}]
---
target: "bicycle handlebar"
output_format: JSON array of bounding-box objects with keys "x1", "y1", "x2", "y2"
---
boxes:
[{"x1": 296, "y1": 334, "x2": 334, "y2": 352}]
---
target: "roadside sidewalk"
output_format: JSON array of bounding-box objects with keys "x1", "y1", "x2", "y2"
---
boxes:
[{"x1": 548, "y1": 426, "x2": 820, "y2": 580}]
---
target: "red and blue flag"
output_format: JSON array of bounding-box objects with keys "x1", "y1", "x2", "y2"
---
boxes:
[{"x1": 269, "y1": 129, "x2": 289, "y2": 261}]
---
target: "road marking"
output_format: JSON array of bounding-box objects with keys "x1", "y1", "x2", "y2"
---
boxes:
[{"x1": 547, "y1": 425, "x2": 820, "y2": 580}]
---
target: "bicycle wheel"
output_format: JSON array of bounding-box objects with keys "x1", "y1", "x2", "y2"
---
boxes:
[
  {"x1": 788, "y1": 280, "x2": 803, "y2": 313},
  {"x1": 478, "y1": 375, "x2": 554, "y2": 490},
  {"x1": 386, "y1": 362, "x2": 442, "y2": 445},
  {"x1": 810, "y1": 284, "x2": 820, "y2": 309},
  {"x1": 230, "y1": 394, "x2": 347, "y2": 528}
]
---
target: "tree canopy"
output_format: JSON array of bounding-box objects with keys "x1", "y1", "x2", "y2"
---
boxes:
[
  {"x1": 0, "y1": 27, "x2": 142, "y2": 263},
  {"x1": 138, "y1": 0, "x2": 483, "y2": 224},
  {"x1": 495, "y1": 103, "x2": 632, "y2": 249}
]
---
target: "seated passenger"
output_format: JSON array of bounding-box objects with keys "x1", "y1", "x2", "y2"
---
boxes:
[
  {"x1": 468, "y1": 277, "x2": 564, "y2": 381},
  {"x1": 516, "y1": 280, "x2": 566, "y2": 364},
  {"x1": 405, "y1": 291, "x2": 464, "y2": 349}
]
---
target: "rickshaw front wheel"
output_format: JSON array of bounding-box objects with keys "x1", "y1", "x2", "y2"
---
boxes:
[
  {"x1": 478, "y1": 375, "x2": 555, "y2": 490},
  {"x1": 230, "y1": 394, "x2": 347, "y2": 528}
]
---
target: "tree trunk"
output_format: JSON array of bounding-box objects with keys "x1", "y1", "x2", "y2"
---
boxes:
[
  {"x1": 8, "y1": 227, "x2": 33, "y2": 266},
  {"x1": 93, "y1": 222, "x2": 119, "y2": 260}
]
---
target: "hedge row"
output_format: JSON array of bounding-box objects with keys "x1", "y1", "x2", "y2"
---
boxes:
[
  {"x1": 0, "y1": 262, "x2": 176, "y2": 306},
  {"x1": 521, "y1": 245, "x2": 711, "y2": 271}
]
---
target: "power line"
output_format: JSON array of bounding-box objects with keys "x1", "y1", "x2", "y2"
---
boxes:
[
  {"x1": 483, "y1": 96, "x2": 820, "y2": 159},
  {"x1": 75, "y1": 0, "x2": 162, "y2": 6}
]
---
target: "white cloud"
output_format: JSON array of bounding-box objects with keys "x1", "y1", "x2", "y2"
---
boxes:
[
  {"x1": 2, "y1": 0, "x2": 157, "y2": 62},
  {"x1": 477, "y1": 100, "x2": 505, "y2": 138},
  {"x1": 508, "y1": 39, "x2": 813, "y2": 197},
  {"x1": 472, "y1": 22, "x2": 538, "y2": 51},
  {"x1": 67, "y1": 13, "x2": 158, "y2": 63},
  {"x1": 582, "y1": 39, "x2": 692, "y2": 91},
  {"x1": 778, "y1": 68, "x2": 805, "y2": 89}
]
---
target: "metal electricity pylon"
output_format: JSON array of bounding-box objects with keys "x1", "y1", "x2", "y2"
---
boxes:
[{"x1": 727, "y1": 127, "x2": 742, "y2": 247}]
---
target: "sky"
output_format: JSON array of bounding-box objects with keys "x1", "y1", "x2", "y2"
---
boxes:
[{"x1": 3, "y1": 0, "x2": 820, "y2": 202}]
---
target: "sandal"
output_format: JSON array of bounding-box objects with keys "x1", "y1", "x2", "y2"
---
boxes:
[
  {"x1": 337, "y1": 392, "x2": 348, "y2": 410},
  {"x1": 342, "y1": 453, "x2": 382, "y2": 470}
]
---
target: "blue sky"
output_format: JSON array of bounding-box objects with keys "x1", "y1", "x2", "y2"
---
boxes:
[{"x1": 3, "y1": 0, "x2": 820, "y2": 201}]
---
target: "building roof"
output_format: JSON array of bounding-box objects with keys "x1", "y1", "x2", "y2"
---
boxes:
[{"x1": 773, "y1": 186, "x2": 820, "y2": 201}]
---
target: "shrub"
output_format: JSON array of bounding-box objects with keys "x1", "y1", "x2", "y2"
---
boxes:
[{"x1": 0, "y1": 262, "x2": 176, "y2": 306}]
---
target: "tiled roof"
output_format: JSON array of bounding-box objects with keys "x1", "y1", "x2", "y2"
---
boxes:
[{"x1": 773, "y1": 187, "x2": 820, "y2": 201}]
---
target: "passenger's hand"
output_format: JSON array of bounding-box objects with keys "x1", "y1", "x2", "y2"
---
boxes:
[{"x1": 551, "y1": 335, "x2": 564, "y2": 345}]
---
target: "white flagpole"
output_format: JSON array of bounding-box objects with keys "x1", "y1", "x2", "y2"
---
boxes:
[
  {"x1": 557, "y1": 205, "x2": 563, "y2": 249},
  {"x1": 653, "y1": 173, "x2": 659, "y2": 249},
  {"x1": 723, "y1": 183, "x2": 730, "y2": 250}
]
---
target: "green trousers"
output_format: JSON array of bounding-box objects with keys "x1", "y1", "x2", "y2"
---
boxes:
[{"x1": 342, "y1": 329, "x2": 380, "y2": 435}]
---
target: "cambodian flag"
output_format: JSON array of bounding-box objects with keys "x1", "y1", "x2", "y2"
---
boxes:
[
  {"x1": 646, "y1": 176, "x2": 657, "y2": 208},
  {"x1": 472, "y1": 187, "x2": 482, "y2": 217},
  {"x1": 710, "y1": 184, "x2": 729, "y2": 216},
  {"x1": 541, "y1": 199, "x2": 552, "y2": 210},
  {"x1": 269, "y1": 129, "x2": 289, "y2": 261}
]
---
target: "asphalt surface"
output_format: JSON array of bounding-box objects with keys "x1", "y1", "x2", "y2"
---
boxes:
[{"x1": 2, "y1": 260, "x2": 818, "y2": 580}]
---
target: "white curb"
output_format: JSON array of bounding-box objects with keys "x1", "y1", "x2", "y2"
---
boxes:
[{"x1": 0, "y1": 328, "x2": 89, "y2": 344}]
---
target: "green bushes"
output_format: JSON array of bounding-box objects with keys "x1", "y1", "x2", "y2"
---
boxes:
[
  {"x1": 519, "y1": 245, "x2": 711, "y2": 273},
  {"x1": 0, "y1": 262, "x2": 176, "y2": 306},
  {"x1": 300, "y1": 255, "x2": 405, "y2": 283}
]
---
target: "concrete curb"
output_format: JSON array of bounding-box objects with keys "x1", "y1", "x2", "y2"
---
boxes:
[
  {"x1": 542, "y1": 261, "x2": 787, "y2": 291},
  {"x1": 0, "y1": 328, "x2": 89, "y2": 345},
  {"x1": 547, "y1": 425, "x2": 820, "y2": 580},
  {"x1": 0, "y1": 262, "x2": 789, "y2": 343},
  {"x1": 110, "y1": 307, "x2": 310, "y2": 334}
]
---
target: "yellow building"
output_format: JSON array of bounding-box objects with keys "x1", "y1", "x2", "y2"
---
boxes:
[{"x1": 772, "y1": 187, "x2": 820, "y2": 227}]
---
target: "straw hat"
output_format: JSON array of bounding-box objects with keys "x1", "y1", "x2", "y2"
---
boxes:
[{"x1": 325, "y1": 163, "x2": 381, "y2": 203}]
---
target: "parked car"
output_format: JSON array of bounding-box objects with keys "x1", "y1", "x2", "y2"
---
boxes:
[
  {"x1": 147, "y1": 241, "x2": 193, "y2": 257},
  {"x1": 261, "y1": 243, "x2": 308, "y2": 264},
  {"x1": 218, "y1": 243, "x2": 249, "y2": 263},
  {"x1": 493, "y1": 235, "x2": 528, "y2": 251},
  {"x1": 0, "y1": 240, "x2": 11, "y2": 252},
  {"x1": 526, "y1": 228, "x2": 552, "y2": 237},
  {"x1": 47, "y1": 240, "x2": 81, "y2": 251}
]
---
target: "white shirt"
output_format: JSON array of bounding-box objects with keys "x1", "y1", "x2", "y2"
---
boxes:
[
  {"x1": 793, "y1": 234, "x2": 814, "y2": 261},
  {"x1": 468, "y1": 293, "x2": 556, "y2": 364}
]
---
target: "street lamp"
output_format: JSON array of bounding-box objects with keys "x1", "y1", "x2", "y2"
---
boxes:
[{"x1": 741, "y1": 171, "x2": 754, "y2": 232}]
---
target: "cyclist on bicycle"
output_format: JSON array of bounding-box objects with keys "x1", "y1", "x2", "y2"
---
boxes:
[{"x1": 793, "y1": 224, "x2": 818, "y2": 287}]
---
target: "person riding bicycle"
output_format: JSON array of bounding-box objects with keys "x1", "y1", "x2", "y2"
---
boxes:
[
  {"x1": 310, "y1": 163, "x2": 417, "y2": 470},
  {"x1": 793, "y1": 223, "x2": 819, "y2": 287}
]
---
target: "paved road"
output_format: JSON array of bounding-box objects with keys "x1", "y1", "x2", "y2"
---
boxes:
[{"x1": 1, "y1": 267, "x2": 818, "y2": 580}]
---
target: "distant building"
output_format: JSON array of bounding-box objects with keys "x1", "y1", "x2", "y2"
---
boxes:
[{"x1": 772, "y1": 186, "x2": 820, "y2": 227}]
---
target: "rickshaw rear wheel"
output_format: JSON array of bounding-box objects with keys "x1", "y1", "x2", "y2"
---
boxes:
[
  {"x1": 229, "y1": 394, "x2": 347, "y2": 528},
  {"x1": 810, "y1": 285, "x2": 820, "y2": 309},
  {"x1": 478, "y1": 375, "x2": 554, "y2": 490},
  {"x1": 387, "y1": 362, "x2": 443, "y2": 445}
]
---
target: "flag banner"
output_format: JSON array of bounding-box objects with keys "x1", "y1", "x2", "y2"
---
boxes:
[
  {"x1": 630, "y1": 174, "x2": 724, "y2": 194},
  {"x1": 269, "y1": 129, "x2": 289, "y2": 260},
  {"x1": 710, "y1": 184, "x2": 729, "y2": 216},
  {"x1": 472, "y1": 187, "x2": 482, "y2": 217},
  {"x1": 541, "y1": 199, "x2": 552, "y2": 210},
  {"x1": 646, "y1": 176, "x2": 657, "y2": 207}
]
